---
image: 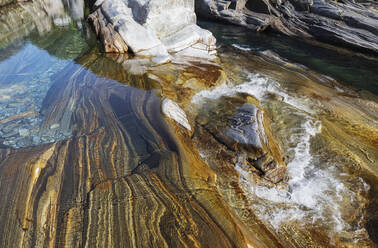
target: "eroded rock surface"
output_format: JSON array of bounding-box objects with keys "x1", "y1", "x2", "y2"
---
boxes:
[
  {"x1": 195, "y1": 0, "x2": 378, "y2": 53},
  {"x1": 194, "y1": 95, "x2": 287, "y2": 185},
  {"x1": 88, "y1": 0, "x2": 217, "y2": 62},
  {"x1": 0, "y1": 41, "x2": 288, "y2": 248}
]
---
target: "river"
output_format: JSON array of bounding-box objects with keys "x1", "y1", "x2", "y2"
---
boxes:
[{"x1": 0, "y1": 3, "x2": 377, "y2": 247}]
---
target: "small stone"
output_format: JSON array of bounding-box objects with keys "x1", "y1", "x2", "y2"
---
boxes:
[
  {"x1": 50, "y1": 124, "x2": 60, "y2": 129},
  {"x1": 19, "y1": 128, "x2": 29, "y2": 137}
]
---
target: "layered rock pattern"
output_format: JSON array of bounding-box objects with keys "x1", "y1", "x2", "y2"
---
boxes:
[
  {"x1": 2, "y1": 0, "x2": 377, "y2": 247},
  {"x1": 88, "y1": 7, "x2": 128, "y2": 53},
  {"x1": 88, "y1": 0, "x2": 217, "y2": 62},
  {"x1": 0, "y1": 37, "x2": 290, "y2": 246},
  {"x1": 195, "y1": 0, "x2": 378, "y2": 53},
  {"x1": 0, "y1": 58, "x2": 244, "y2": 247},
  {"x1": 215, "y1": 43, "x2": 378, "y2": 247}
]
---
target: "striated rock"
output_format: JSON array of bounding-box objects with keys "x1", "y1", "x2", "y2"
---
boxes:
[
  {"x1": 226, "y1": 103, "x2": 286, "y2": 183},
  {"x1": 0, "y1": 50, "x2": 285, "y2": 248},
  {"x1": 88, "y1": 8, "x2": 128, "y2": 53},
  {"x1": 92, "y1": 48, "x2": 287, "y2": 184},
  {"x1": 87, "y1": 0, "x2": 217, "y2": 62},
  {"x1": 195, "y1": 0, "x2": 378, "y2": 53},
  {"x1": 77, "y1": 51, "x2": 289, "y2": 247}
]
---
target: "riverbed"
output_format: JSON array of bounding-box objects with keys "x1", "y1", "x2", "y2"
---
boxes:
[{"x1": 0, "y1": 4, "x2": 377, "y2": 247}]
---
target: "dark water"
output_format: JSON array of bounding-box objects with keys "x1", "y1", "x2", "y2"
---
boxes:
[{"x1": 199, "y1": 21, "x2": 378, "y2": 96}]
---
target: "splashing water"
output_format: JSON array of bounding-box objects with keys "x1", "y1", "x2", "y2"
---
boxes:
[
  {"x1": 193, "y1": 72, "x2": 370, "y2": 241},
  {"x1": 192, "y1": 73, "x2": 314, "y2": 114}
]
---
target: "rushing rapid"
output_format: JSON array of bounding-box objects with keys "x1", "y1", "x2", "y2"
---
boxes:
[{"x1": 193, "y1": 72, "x2": 370, "y2": 242}]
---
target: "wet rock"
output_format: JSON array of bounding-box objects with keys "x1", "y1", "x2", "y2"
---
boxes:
[
  {"x1": 0, "y1": 110, "x2": 38, "y2": 124},
  {"x1": 197, "y1": 98, "x2": 286, "y2": 184},
  {"x1": 50, "y1": 123, "x2": 60, "y2": 129},
  {"x1": 195, "y1": 0, "x2": 378, "y2": 53},
  {"x1": 226, "y1": 103, "x2": 264, "y2": 151}
]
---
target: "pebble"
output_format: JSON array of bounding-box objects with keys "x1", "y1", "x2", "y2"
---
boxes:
[
  {"x1": 18, "y1": 128, "x2": 29, "y2": 137},
  {"x1": 50, "y1": 123, "x2": 60, "y2": 129}
]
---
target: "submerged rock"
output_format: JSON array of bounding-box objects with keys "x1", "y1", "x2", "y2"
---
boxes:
[
  {"x1": 195, "y1": 0, "x2": 378, "y2": 53},
  {"x1": 194, "y1": 95, "x2": 287, "y2": 185},
  {"x1": 88, "y1": 7, "x2": 128, "y2": 53},
  {"x1": 87, "y1": 0, "x2": 217, "y2": 62}
]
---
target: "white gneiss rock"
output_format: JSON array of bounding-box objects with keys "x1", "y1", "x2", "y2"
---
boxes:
[
  {"x1": 92, "y1": 0, "x2": 217, "y2": 62},
  {"x1": 162, "y1": 99, "x2": 192, "y2": 131}
]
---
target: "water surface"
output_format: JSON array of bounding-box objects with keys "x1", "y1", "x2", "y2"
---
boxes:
[{"x1": 200, "y1": 21, "x2": 378, "y2": 96}]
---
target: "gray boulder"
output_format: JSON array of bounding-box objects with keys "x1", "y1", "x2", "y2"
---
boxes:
[
  {"x1": 88, "y1": 0, "x2": 217, "y2": 62},
  {"x1": 195, "y1": 0, "x2": 378, "y2": 53}
]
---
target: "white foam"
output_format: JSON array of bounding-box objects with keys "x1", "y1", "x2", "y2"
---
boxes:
[
  {"x1": 192, "y1": 73, "x2": 314, "y2": 114},
  {"x1": 232, "y1": 44, "x2": 252, "y2": 51},
  {"x1": 235, "y1": 115, "x2": 357, "y2": 232},
  {"x1": 236, "y1": 109, "x2": 369, "y2": 242},
  {"x1": 193, "y1": 72, "x2": 369, "y2": 240}
]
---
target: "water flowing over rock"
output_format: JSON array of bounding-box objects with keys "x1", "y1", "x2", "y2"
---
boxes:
[
  {"x1": 88, "y1": 0, "x2": 217, "y2": 62},
  {"x1": 194, "y1": 99, "x2": 287, "y2": 184},
  {"x1": 195, "y1": 0, "x2": 378, "y2": 53}
]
